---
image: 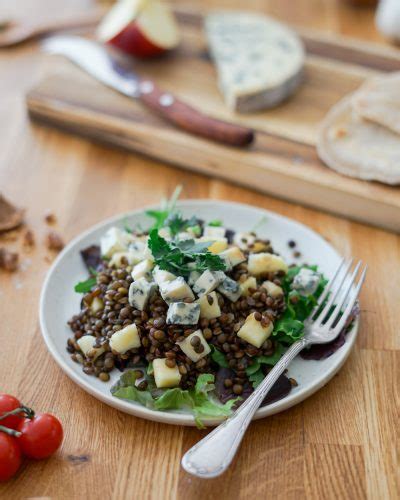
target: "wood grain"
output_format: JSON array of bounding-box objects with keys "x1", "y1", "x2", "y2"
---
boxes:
[
  {"x1": 0, "y1": 1, "x2": 399, "y2": 499},
  {"x1": 26, "y1": 13, "x2": 400, "y2": 232}
]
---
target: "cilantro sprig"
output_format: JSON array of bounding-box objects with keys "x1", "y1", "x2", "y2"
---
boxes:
[{"x1": 148, "y1": 229, "x2": 226, "y2": 276}]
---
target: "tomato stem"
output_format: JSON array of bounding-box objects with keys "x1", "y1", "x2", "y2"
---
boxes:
[
  {"x1": 0, "y1": 424, "x2": 21, "y2": 437},
  {"x1": 0, "y1": 405, "x2": 35, "y2": 421}
]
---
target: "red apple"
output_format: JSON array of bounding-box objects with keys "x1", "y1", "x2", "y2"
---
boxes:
[{"x1": 97, "y1": 0, "x2": 181, "y2": 58}]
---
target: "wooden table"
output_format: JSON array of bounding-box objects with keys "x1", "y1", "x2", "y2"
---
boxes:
[{"x1": 0, "y1": 1, "x2": 398, "y2": 498}]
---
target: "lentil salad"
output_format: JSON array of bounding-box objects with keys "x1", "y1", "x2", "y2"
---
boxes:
[{"x1": 66, "y1": 191, "x2": 347, "y2": 426}]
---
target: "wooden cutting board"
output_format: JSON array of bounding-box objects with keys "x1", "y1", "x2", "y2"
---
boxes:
[{"x1": 27, "y1": 8, "x2": 400, "y2": 233}]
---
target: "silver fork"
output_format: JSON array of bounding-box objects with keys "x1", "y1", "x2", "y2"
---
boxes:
[{"x1": 182, "y1": 258, "x2": 367, "y2": 479}]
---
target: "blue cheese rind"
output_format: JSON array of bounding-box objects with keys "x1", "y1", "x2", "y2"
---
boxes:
[
  {"x1": 166, "y1": 302, "x2": 201, "y2": 325},
  {"x1": 205, "y1": 11, "x2": 305, "y2": 113}
]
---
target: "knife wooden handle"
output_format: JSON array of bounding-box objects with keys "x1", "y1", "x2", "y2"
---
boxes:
[{"x1": 138, "y1": 80, "x2": 254, "y2": 147}]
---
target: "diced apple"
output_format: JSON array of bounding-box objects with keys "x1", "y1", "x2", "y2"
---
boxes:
[
  {"x1": 153, "y1": 358, "x2": 181, "y2": 388},
  {"x1": 203, "y1": 225, "x2": 226, "y2": 239},
  {"x1": 77, "y1": 335, "x2": 105, "y2": 360},
  {"x1": 240, "y1": 276, "x2": 257, "y2": 296},
  {"x1": 90, "y1": 297, "x2": 104, "y2": 314},
  {"x1": 198, "y1": 291, "x2": 221, "y2": 319},
  {"x1": 219, "y1": 246, "x2": 246, "y2": 270},
  {"x1": 176, "y1": 330, "x2": 211, "y2": 362},
  {"x1": 248, "y1": 252, "x2": 288, "y2": 276},
  {"x1": 237, "y1": 313, "x2": 273, "y2": 348},
  {"x1": 97, "y1": 0, "x2": 180, "y2": 58},
  {"x1": 262, "y1": 280, "x2": 284, "y2": 298},
  {"x1": 109, "y1": 324, "x2": 141, "y2": 354}
]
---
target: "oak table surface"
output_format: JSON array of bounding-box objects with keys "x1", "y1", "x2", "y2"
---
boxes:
[{"x1": 0, "y1": 1, "x2": 398, "y2": 499}]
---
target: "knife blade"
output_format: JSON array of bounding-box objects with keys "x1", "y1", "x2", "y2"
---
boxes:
[{"x1": 42, "y1": 36, "x2": 254, "y2": 147}]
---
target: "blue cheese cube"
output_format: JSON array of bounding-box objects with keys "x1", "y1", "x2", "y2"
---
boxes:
[
  {"x1": 193, "y1": 270, "x2": 225, "y2": 296},
  {"x1": 218, "y1": 276, "x2": 242, "y2": 302},
  {"x1": 131, "y1": 259, "x2": 154, "y2": 281},
  {"x1": 219, "y1": 246, "x2": 246, "y2": 270},
  {"x1": 152, "y1": 266, "x2": 176, "y2": 286},
  {"x1": 160, "y1": 277, "x2": 195, "y2": 303},
  {"x1": 248, "y1": 252, "x2": 288, "y2": 276},
  {"x1": 166, "y1": 302, "x2": 200, "y2": 325},
  {"x1": 198, "y1": 291, "x2": 221, "y2": 319},
  {"x1": 176, "y1": 330, "x2": 211, "y2": 362},
  {"x1": 109, "y1": 324, "x2": 141, "y2": 354},
  {"x1": 292, "y1": 268, "x2": 320, "y2": 296},
  {"x1": 237, "y1": 313, "x2": 273, "y2": 348},
  {"x1": 128, "y1": 278, "x2": 156, "y2": 311},
  {"x1": 203, "y1": 225, "x2": 226, "y2": 239},
  {"x1": 153, "y1": 358, "x2": 181, "y2": 388},
  {"x1": 100, "y1": 227, "x2": 132, "y2": 258}
]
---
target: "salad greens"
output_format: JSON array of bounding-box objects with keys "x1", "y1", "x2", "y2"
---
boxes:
[
  {"x1": 148, "y1": 229, "x2": 226, "y2": 276},
  {"x1": 74, "y1": 276, "x2": 97, "y2": 294},
  {"x1": 145, "y1": 185, "x2": 182, "y2": 230},
  {"x1": 111, "y1": 371, "x2": 238, "y2": 428}
]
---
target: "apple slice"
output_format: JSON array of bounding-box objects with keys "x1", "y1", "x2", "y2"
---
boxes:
[{"x1": 97, "y1": 0, "x2": 180, "y2": 58}]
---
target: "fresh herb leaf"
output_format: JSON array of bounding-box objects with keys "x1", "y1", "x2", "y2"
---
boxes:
[
  {"x1": 148, "y1": 229, "x2": 226, "y2": 276},
  {"x1": 164, "y1": 213, "x2": 200, "y2": 237},
  {"x1": 74, "y1": 276, "x2": 97, "y2": 293},
  {"x1": 210, "y1": 345, "x2": 229, "y2": 368},
  {"x1": 208, "y1": 219, "x2": 222, "y2": 227},
  {"x1": 145, "y1": 185, "x2": 182, "y2": 230}
]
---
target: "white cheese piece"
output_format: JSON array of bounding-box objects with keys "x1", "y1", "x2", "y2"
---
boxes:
[
  {"x1": 205, "y1": 12, "x2": 305, "y2": 112},
  {"x1": 193, "y1": 270, "x2": 225, "y2": 296},
  {"x1": 233, "y1": 232, "x2": 256, "y2": 250},
  {"x1": 240, "y1": 276, "x2": 257, "y2": 296},
  {"x1": 77, "y1": 335, "x2": 105, "y2": 360},
  {"x1": 203, "y1": 225, "x2": 226, "y2": 239},
  {"x1": 237, "y1": 313, "x2": 273, "y2": 348},
  {"x1": 166, "y1": 302, "x2": 200, "y2": 325},
  {"x1": 160, "y1": 277, "x2": 195, "y2": 303},
  {"x1": 152, "y1": 266, "x2": 176, "y2": 286},
  {"x1": 90, "y1": 297, "x2": 104, "y2": 314},
  {"x1": 100, "y1": 226, "x2": 132, "y2": 258},
  {"x1": 176, "y1": 330, "x2": 211, "y2": 362},
  {"x1": 219, "y1": 246, "x2": 246, "y2": 270},
  {"x1": 262, "y1": 280, "x2": 284, "y2": 298},
  {"x1": 188, "y1": 270, "x2": 201, "y2": 286},
  {"x1": 131, "y1": 259, "x2": 154, "y2": 281},
  {"x1": 292, "y1": 268, "x2": 320, "y2": 296},
  {"x1": 217, "y1": 276, "x2": 242, "y2": 302},
  {"x1": 198, "y1": 291, "x2": 222, "y2": 319},
  {"x1": 153, "y1": 358, "x2": 181, "y2": 388},
  {"x1": 248, "y1": 252, "x2": 288, "y2": 276},
  {"x1": 109, "y1": 324, "x2": 141, "y2": 354},
  {"x1": 128, "y1": 278, "x2": 156, "y2": 310}
]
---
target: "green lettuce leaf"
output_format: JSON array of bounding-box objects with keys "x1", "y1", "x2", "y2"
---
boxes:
[{"x1": 210, "y1": 345, "x2": 229, "y2": 368}]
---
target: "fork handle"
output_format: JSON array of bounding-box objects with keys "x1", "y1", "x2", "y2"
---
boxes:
[{"x1": 181, "y1": 337, "x2": 309, "y2": 478}]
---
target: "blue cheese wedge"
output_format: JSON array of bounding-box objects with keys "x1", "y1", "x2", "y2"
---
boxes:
[
  {"x1": 166, "y1": 302, "x2": 200, "y2": 325},
  {"x1": 160, "y1": 277, "x2": 195, "y2": 303},
  {"x1": 292, "y1": 268, "x2": 320, "y2": 296},
  {"x1": 109, "y1": 324, "x2": 141, "y2": 354},
  {"x1": 205, "y1": 11, "x2": 305, "y2": 112},
  {"x1": 176, "y1": 330, "x2": 211, "y2": 362},
  {"x1": 237, "y1": 312, "x2": 273, "y2": 348},
  {"x1": 217, "y1": 276, "x2": 241, "y2": 302},
  {"x1": 153, "y1": 358, "x2": 181, "y2": 388},
  {"x1": 198, "y1": 291, "x2": 221, "y2": 319},
  {"x1": 193, "y1": 270, "x2": 225, "y2": 296},
  {"x1": 128, "y1": 278, "x2": 156, "y2": 311},
  {"x1": 131, "y1": 259, "x2": 154, "y2": 281}
]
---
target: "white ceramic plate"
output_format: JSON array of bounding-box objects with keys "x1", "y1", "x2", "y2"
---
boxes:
[{"x1": 40, "y1": 200, "x2": 358, "y2": 426}]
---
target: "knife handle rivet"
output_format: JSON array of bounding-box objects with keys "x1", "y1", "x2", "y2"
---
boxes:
[
  {"x1": 159, "y1": 93, "x2": 174, "y2": 107},
  {"x1": 140, "y1": 81, "x2": 154, "y2": 94}
]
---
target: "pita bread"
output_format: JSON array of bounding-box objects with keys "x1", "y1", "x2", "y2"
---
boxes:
[
  {"x1": 317, "y1": 95, "x2": 400, "y2": 185},
  {"x1": 352, "y1": 72, "x2": 400, "y2": 136}
]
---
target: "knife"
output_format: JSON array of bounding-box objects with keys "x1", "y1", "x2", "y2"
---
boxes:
[{"x1": 42, "y1": 36, "x2": 254, "y2": 147}]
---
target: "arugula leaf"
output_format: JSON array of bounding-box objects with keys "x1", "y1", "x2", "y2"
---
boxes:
[
  {"x1": 148, "y1": 229, "x2": 226, "y2": 276},
  {"x1": 74, "y1": 276, "x2": 97, "y2": 293},
  {"x1": 210, "y1": 345, "x2": 229, "y2": 368},
  {"x1": 208, "y1": 219, "x2": 222, "y2": 227}
]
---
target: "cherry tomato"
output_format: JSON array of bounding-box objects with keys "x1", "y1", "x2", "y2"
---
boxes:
[
  {"x1": 0, "y1": 394, "x2": 22, "y2": 430},
  {"x1": 0, "y1": 432, "x2": 22, "y2": 482},
  {"x1": 17, "y1": 414, "x2": 63, "y2": 459}
]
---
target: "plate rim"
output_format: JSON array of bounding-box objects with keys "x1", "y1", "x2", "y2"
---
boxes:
[{"x1": 39, "y1": 199, "x2": 359, "y2": 426}]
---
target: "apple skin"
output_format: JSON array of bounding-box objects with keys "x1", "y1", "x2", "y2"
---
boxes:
[{"x1": 107, "y1": 22, "x2": 167, "y2": 58}]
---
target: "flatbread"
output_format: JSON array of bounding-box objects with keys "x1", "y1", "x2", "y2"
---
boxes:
[
  {"x1": 352, "y1": 72, "x2": 400, "y2": 136},
  {"x1": 317, "y1": 95, "x2": 400, "y2": 185}
]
